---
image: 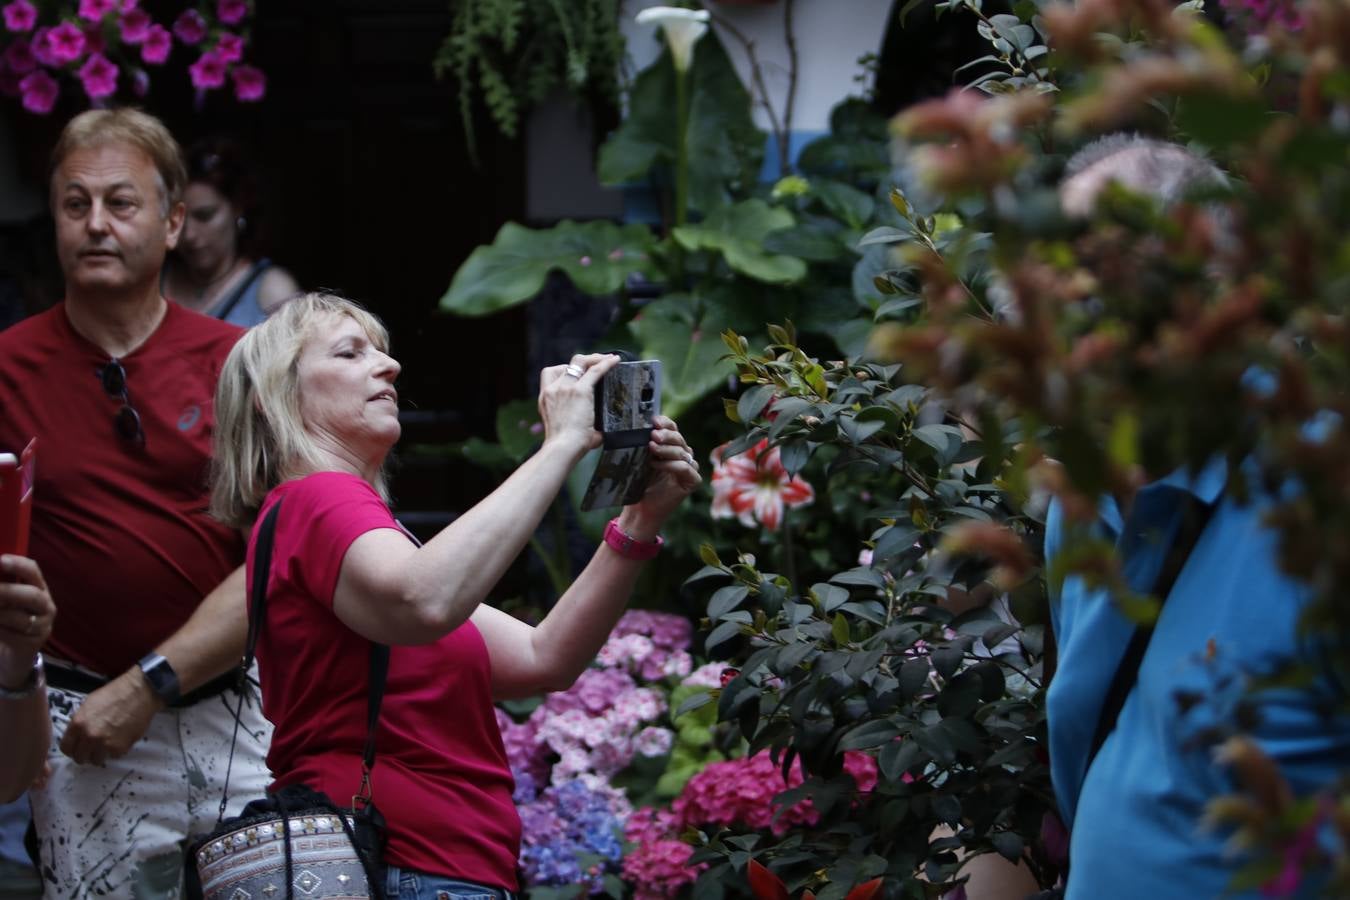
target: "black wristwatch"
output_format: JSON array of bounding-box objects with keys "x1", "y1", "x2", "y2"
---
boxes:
[
  {"x1": 137, "y1": 652, "x2": 182, "y2": 705},
  {"x1": 0, "y1": 653, "x2": 44, "y2": 700}
]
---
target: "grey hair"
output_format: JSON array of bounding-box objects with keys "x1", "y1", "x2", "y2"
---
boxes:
[
  {"x1": 1060, "y1": 133, "x2": 1230, "y2": 217},
  {"x1": 210, "y1": 292, "x2": 392, "y2": 529}
]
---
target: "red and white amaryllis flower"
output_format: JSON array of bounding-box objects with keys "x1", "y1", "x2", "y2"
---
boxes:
[{"x1": 710, "y1": 439, "x2": 814, "y2": 532}]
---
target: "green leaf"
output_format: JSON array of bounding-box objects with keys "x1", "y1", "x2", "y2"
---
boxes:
[
  {"x1": 699, "y1": 544, "x2": 723, "y2": 568},
  {"x1": 598, "y1": 34, "x2": 764, "y2": 215},
  {"x1": 831, "y1": 612, "x2": 852, "y2": 645},
  {"x1": 630, "y1": 296, "x2": 739, "y2": 418},
  {"x1": 709, "y1": 584, "x2": 751, "y2": 619},
  {"x1": 812, "y1": 179, "x2": 875, "y2": 228},
  {"x1": 737, "y1": 384, "x2": 777, "y2": 424},
  {"x1": 931, "y1": 793, "x2": 962, "y2": 825},
  {"x1": 675, "y1": 690, "x2": 715, "y2": 718},
  {"x1": 457, "y1": 437, "x2": 513, "y2": 470},
  {"x1": 1175, "y1": 91, "x2": 1271, "y2": 148},
  {"x1": 838, "y1": 719, "x2": 901, "y2": 751},
  {"x1": 494, "y1": 398, "x2": 542, "y2": 462},
  {"x1": 672, "y1": 199, "x2": 808, "y2": 283},
  {"x1": 812, "y1": 582, "x2": 850, "y2": 613},
  {"x1": 763, "y1": 224, "x2": 847, "y2": 262},
  {"x1": 705, "y1": 619, "x2": 744, "y2": 653},
  {"x1": 440, "y1": 220, "x2": 654, "y2": 316},
  {"x1": 858, "y1": 225, "x2": 910, "y2": 248},
  {"x1": 991, "y1": 831, "x2": 1023, "y2": 862},
  {"x1": 899, "y1": 659, "x2": 930, "y2": 698}
]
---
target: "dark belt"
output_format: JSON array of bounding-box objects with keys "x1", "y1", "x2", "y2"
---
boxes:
[{"x1": 43, "y1": 661, "x2": 242, "y2": 708}]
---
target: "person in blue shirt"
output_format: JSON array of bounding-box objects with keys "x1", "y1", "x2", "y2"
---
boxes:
[{"x1": 1045, "y1": 136, "x2": 1350, "y2": 898}]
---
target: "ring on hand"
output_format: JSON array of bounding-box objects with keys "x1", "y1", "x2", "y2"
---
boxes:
[
  {"x1": 26, "y1": 614, "x2": 36, "y2": 636},
  {"x1": 564, "y1": 364, "x2": 584, "y2": 379}
]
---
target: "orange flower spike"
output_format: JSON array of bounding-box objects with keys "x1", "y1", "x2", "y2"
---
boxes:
[
  {"x1": 747, "y1": 860, "x2": 791, "y2": 900},
  {"x1": 844, "y1": 878, "x2": 885, "y2": 900}
]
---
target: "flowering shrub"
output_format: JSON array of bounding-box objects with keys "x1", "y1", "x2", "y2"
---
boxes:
[{"x1": 0, "y1": 0, "x2": 265, "y2": 113}]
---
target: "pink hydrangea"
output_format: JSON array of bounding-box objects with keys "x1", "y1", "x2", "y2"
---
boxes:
[
  {"x1": 140, "y1": 23, "x2": 170, "y2": 64},
  {"x1": 4, "y1": 39, "x2": 35, "y2": 74},
  {"x1": 77, "y1": 0, "x2": 117, "y2": 23},
  {"x1": 119, "y1": 8, "x2": 151, "y2": 44},
  {"x1": 45, "y1": 21, "x2": 87, "y2": 65},
  {"x1": 19, "y1": 68, "x2": 57, "y2": 114},
  {"x1": 215, "y1": 31, "x2": 243, "y2": 63},
  {"x1": 662, "y1": 650, "x2": 693, "y2": 679},
  {"x1": 77, "y1": 52, "x2": 117, "y2": 99},
  {"x1": 673, "y1": 750, "x2": 877, "y2": 836},
  {"x1": 622, "y1": 807, "x2": 704, "y2": 900},
  {"x1": 682, "y1": 661, "x2": 729, "y2": 688},
  {"x1": 172, "y1": 9, "x2": 206, "y2": 45},
  {"x1": 188, "y1": 49, "x2": 226, "y2": 89},
  {"x1": 217, "y1": 0, "x2": 248, "y2": 25},
  {"x1": 2, "y1": 0, "x2": 36, "y2": 33},
  {"x1": 634, "y1": 726, "x2": 674, "y2": 757}
]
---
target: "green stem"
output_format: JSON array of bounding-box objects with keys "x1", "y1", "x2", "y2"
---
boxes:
[
  {"x1": 781, "y1": 506, "x2": 798, "y2": 591},
  {"x1": 675, "y1": 66, "x2": 690, "y2": 229}
]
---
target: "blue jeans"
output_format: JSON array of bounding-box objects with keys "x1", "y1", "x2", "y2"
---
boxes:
[{"x1": 382, "y1": 865, "x2": 518, "y2": 900}]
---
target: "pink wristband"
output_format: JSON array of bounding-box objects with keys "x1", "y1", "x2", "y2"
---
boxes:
[{"x1": 603, "y1": 518, "x2": 663, "y2": 561}]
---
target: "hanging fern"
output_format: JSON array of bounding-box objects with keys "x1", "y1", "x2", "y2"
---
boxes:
[{"x1": 433, "y1": 0, "x2": 625, "y2": 156}]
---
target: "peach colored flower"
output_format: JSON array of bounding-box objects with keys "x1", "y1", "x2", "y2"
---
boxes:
[{"x1": 710, "y1": 438, "x2": 814, "y2": 531}]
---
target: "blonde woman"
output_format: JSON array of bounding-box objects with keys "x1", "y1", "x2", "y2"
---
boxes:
[{"x1": 211, "y1": 292, "x2": 699, "y2": 899}]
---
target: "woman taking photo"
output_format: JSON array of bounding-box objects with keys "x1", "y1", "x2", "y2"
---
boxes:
[
  {"x1": 163, "y1": 138, "x2": 299, "y2": 325},
  {"x1": 210, "y1": 292, "x2": 700, "y2": 899}
]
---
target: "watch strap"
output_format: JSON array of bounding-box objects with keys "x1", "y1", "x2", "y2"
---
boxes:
[
  {"x1": 603, "y1": 517, "x2": 663, "y2": 561},
  {"x1": 138, "y1": 652, "x2": 182, "y2": 705},
  {"x1": 0, "y1": 653, "x2": 44, "y2": 700}
]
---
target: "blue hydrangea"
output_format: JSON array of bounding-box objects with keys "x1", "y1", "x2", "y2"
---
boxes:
[{"x1": 519, "y1": 779, "x2": 625, "y2": 893}]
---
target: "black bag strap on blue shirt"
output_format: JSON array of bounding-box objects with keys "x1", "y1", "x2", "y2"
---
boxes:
[{"x1": 1083, "y1": 494, "x2": 1216, "y2": 770}]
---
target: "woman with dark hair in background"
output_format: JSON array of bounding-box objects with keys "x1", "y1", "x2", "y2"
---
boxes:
[{"x1": 162, "y1": 137, "x2": 299, "y2": 325}]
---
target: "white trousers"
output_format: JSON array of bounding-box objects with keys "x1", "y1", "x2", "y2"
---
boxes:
[{"x1": 30, "y1": 672, "x2": 272, "y2": 900}]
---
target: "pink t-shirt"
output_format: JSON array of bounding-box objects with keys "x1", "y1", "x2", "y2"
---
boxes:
[{"x1": 249, "y1": 471, "x2": 521, "y2": 888}]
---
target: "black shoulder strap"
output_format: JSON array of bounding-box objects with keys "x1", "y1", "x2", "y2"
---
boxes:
[
  {"x1": 220, "y1": 497, "x2": 391, "y2": 823},
  {"x1": 213, "y1": 259, "x2": 271, "y2": 322},
  {"x1": 1084, "y1": 495, "x2": 1215, "y2": 771}
]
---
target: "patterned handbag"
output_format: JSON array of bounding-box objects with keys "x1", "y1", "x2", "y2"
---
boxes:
[{"x1": 185, "y1": 499, "x2": 390, "y2": 900}]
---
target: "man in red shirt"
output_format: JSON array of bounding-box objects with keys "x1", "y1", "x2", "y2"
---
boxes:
[{"x1": 0, "y1": 108, "x2": 271, "y2": 898}]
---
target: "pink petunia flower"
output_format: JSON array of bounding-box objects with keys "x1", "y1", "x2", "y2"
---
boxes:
[
  {"x1": 709, "y1": 438, "x2": 815, "y2": 531},
  {"x1": 78, "y1": 52, "x2": 117, "y2": 99},
  {"x1": 46, "y1": 22, "x2": 88, "y2": 65},
  {"x1": 172, "y1": 9, "x2": 206, "y2": 45},
  {"x1": 140, "y1": 23, "x2": 170, "y2": 64},
  {"x1": 231, "y1": 64, "x2": 264, "y2": 101},
  {"x1": 119, "y1": 8, "x2": 151, "y2": 44},
  {"x1": 120, "y1": 0, "x2": 139, "y2": 10},
  {"x1": 215, "y1": 31, "x2": 243, "y2": 63},
  {"x1": 188, "y1": 49, "x2": 225, "y2": 89},
  {"x1": 2, "y1": 0, "x2": 36, "y2": 33},
  {"x1": 19, "y1": 68, "x2": 57, "y2": 114},
  {"x1": 78, "y1": 0, "x2": 117, "y2": 23},
  {"x1": 217, "y1": 0, "x2": 248, "y2": 25},
  {"x1": 29, "y1": 27, "x2": 59, "y2": 67},
  {"x1": 4, "y1": 39, "x2": 36, "y2": 74}
]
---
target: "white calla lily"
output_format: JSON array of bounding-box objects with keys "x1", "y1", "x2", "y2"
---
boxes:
[{"x1": 635, "y1": 6, "x2": 711, "y2": 72}]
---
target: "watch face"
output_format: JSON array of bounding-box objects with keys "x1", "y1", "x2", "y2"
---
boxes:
[{"x1": 140, "y1": 655, "x2": 180, "y2": 702}]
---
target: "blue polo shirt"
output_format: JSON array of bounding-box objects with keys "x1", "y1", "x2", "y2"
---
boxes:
[{"x1": 1046, "y1": 459, "x2": 1350, "y2": 898}]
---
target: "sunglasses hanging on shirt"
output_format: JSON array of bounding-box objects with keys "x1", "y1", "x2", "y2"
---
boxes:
[{"x1": 98, "y1": 359, "x2": 146, "y2": 447}]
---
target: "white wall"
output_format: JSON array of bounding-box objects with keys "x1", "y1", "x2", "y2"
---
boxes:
[{"x1": 622, "y1": 0, "x2": 895, "y2": 135}]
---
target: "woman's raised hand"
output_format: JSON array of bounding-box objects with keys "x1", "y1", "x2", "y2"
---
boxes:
[
  {"x1": 538, "y1": 354, "x2": 620, "y2": 455},
  {"x1": 623, "y1": 415, "x2": 701, "y2": 532}
]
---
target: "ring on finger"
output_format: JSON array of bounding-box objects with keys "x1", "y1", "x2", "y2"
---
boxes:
[
  {"x1": 26, "y1": 613, "x2": 36, "y2": 636},
  {"x1": 564, "y1": 364, "x2": 584, "y2": 379}
]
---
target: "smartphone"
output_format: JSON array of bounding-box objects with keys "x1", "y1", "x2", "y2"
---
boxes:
[{"x1": 580, "y1": 360, "x2": 662, "y2": 511}]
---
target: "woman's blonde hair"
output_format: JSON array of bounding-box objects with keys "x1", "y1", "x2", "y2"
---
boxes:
[{"x1": 211, "y1": 292, "x2": 392, "y2": 528}]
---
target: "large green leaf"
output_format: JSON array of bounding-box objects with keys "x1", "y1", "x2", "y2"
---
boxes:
[
  {"x1": 439, "y1": 220, "x2": 655, "y2": 316},
  {"x1": 597, "y1": 33, "x2": 764, "y2": 215},
  {"x1": 672, "y1": 200, "x2": 807, "y2": 284},
  {"x1": 630, "y1": 295, "x2": 739, "y2": 418}
]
